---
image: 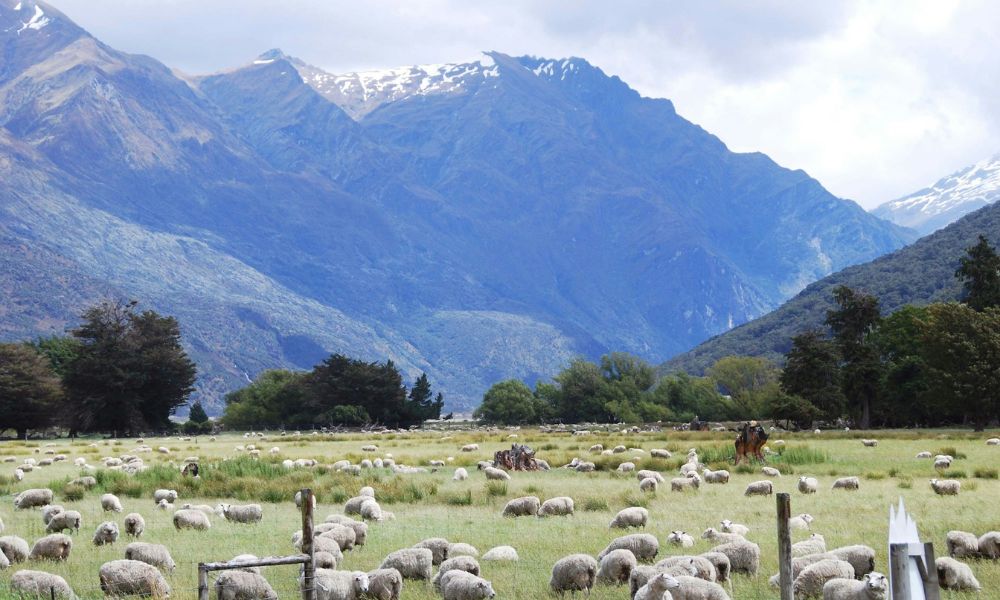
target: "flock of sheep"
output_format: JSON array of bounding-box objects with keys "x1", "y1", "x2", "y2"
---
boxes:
[{"x1": 1, "y1": 432, "x2": 999, "y2": 599}]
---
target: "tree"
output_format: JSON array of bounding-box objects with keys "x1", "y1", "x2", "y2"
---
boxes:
[
  {"x1": 707, "y1": 356, "x2": 779, "y2": 417},
  {"x1": 223, "y1": 370, "x2": 307, "y2": 429},
  {"x1": 188, "y1": 401, "x2": 209, "y2": 424},
  {"x1": 826, "y1": 286, "x2": 882, "y2": 428},
  {"x1": 956, "y1": 235, "x2": 1000, "y2": 311},
  {"x1": 404, "y1": 373, "x2": 443, "y2": 422},
  {"x1": 548, "y1": 358, "x2": 609, "y2": 422},
  {"x1": 63, "y1": 299, "x2": 197, "y2": 434},
  {"x1": 474, "y1": 379, "x2": 545, "y2": 424},
  {"x1": 872, "y1": 306, "x2": 935, "y2": 427},
  {"x1": 780, "y1": 330, "x2": 845, "y2": 424},
  {"x1": 649, "y1": 373, "x2": 729, "y2": 422},
  {"x1": 763, "y1": 389, "x2": 821, "y2": 430},
  {"x1": 27, "y1": 336, "x2": 81, "y2": 377},
  {"x1": 0, "y1": 343, "x2": 64, "y2": 438}
]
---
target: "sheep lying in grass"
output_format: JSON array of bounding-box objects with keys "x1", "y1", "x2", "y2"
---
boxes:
[
  {"x1": 550, "y1": 554, "x2": 598, "y2": 596},
  {"x1": 597, "y1": 548, "x2": 637, "y2": 584},
  {"x1": 10, "y1": 570, "x2": 76, "y2": 600},
  {"x1": 929, "y1": 479, "x2": 960, "y2": 495},
  {"x1": 668, "y1": 531, "x2": 694, "y2": 548},
  {"x1": 29, "y1": 534, "x2": 72, "y2": 561},
  {"x1": 793, "y1": 559, "x2": 855, "y2": 599},
  {"x1": 831, "y1": 477, "x2": 859, "y2": 491},
  {"x1": 599, "y1": 533, "x2": 659, "y2": 563},
  {"x1": 449, "y1": 542, "x2": 478, "y2": 558},
  {"x1": 822, "y1": 572, "x2": 887, "y2": 600},
  {"x1": 702, "y1": 528, "x2": 744, "y2": 545},
  {"x1": 99, "y1": 559, "x2": 171, "y2": 597},
  {"x1": 610, "y1": 507, "x2": 649, "y2": 529},
  {"x1": 482, "y1": 546, "x2": 518, "y2": 561},
  {"x1": 793, "y1": 534, "x2": 827, "y2": 558},
  {"x1": 380, "y1": 548, "x2": 433, "y2": 580},
  {"x1": 935, "y1": 557, "x2": 981, "y2": 591},
  {"x1": 720, "y1": 520, "x2": 749, "y2": 537},
  {"x1": 502, "y1": 496, "x2": 540, "y2": 517},
  {"x1": 789, "y1": 514, "x2": 814, "y2": 530},
  {"x1": 538, "y1": 497, "x2": 575, "y2": 517}
]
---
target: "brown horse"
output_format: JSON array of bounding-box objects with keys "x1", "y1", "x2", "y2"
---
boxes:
[{"x1": 734, "y1": 421, "x2": 769, "y2": 464}]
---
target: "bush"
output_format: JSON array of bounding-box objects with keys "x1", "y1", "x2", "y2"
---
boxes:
[
  {"x1": 773, "y1": 446, "x2": 829, "y2": 465},
  {"x1": 445, "y1": 491, "x2": 473, "y2": 506},
  {"x1": 582, "y1": 498, "x2": 609, "y2": 512},
  {"x1": 943, "y1": 470, "x2": 967, "y2": 479},
  {"x1": 620, "y1": 492, "x2": 649, "y2": 508},
  {"x1": 485, "y1": 481, "x2": 508, "y2": 497},
  {"x1": 974, "y1": 468, "x2": 998, "y2": 479},
  {"x1": 62, "y1": 483, "x2": 86, "y2": 502},
  {"x1": 898, "y1": 478, "x2": 913, "y2": 489}
]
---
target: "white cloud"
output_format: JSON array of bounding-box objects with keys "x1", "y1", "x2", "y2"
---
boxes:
[{"x1": 52, "y1": 0, "x2": 1000, "y2": 208}]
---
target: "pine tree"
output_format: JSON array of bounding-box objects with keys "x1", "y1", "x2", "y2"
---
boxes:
[
  {"x1": 956, "y1": 235, "x2": 1000, "y2": 311},
  {"x1": 188, "y1": 401, "x2": 209, "y2": 424},
  {"x1": 826, "y1": 286, "x2": 882, "y2": 428},
  {"x1": 0, "y1": 343, "x2": 64, "y2": 438}
]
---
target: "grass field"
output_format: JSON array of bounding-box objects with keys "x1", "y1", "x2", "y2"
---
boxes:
[{"x1": 0, "y1": 428, "x2": 997, "y2": 599}]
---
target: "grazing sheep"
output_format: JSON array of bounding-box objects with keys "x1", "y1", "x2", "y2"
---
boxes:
[
  {"x1": 861, "y1": 439, "x2": 878, "y2": 447},
  {"x1": 380, "y1": 548, "x2": 433, "y2": 580},
  {"x1": 946, "y1": 530, "x2": 979, "y2": 558},
  {"x1": 449, "y1": 542, "x2": 479, "y2": 558},
  {"x1": 484, "y1": 467, "x2": 511, "y2": 481},
  {"x1": 935, "y1": 556, "x2": 980, "y2": 591},
  {"x1": 618, "y1": 462, "x2": 637, "y2": 472},
  {"x1": 672, "y1": 475, "x2": 701, "y2": 492},
  {"x1": 611, "y1": 507, "x2": 649, "y2": 529},
  {"x1": 366, "y1": 568, "x2": 403, "y2": 600},
  {"x1": 762, "y1": 466, "x2": 782, "y2": 477},
  {"x1": 29, "y1": 534, "x2": 72, "y2": 561},
  {"x1": 461, "y1": 444, "x2": 479, "y2": 452},
  {"x1": 441, "y1": 571, "x2": 495, "y2": 600},
  {"x1": 173, "y1": 508, "x2": 212, "y2": 530},
  {"x1": 590, "y1": 444, "x2": 604, "y2": 453},
  {"x1": 215, "y1": 570, "x2": 278, "y2": 600},
  {"x1": 699, "y1": 552, "x2": 731, "y2": 583},
  {"x1": 14, "y1": 488, "x2": 54, "y2": 509},
  {"x1": 822, "y1": 572, "x2": 887, "y2": 600},
  {"x1": 123, "y1": 513, "x2": 145, "y2": 538},
  {"x1": 631, "y1": 564, "x2": 695, "y2": 599},
  {"x1": 453, "y1": 468, "x2": 469, "y2": 481},
  {"x1": 798, "y1": 476, "x2": 819, "y2": 494},
  {"x1": 413, "y1": 537, "x2": 450, "y2": 565},
  {"x1": 228, "y1": 554, "x2": 261, "y2": 574},
  {"x1": 915, "y1": 451, "x2": 932, "y2": 458},
  {"x1": 482, "y1": 546, "x2": 519, "y2": 561},
  {"x1": 702, "y1": 468, "x2": 730, "y2": 484},
  {"x1": 978, "y1": 531, "x2": 1000, "y2": 558},
  {"x1": 71, "y1": 476, "x2": 97, "y2": 489},
  {"x1": 831, "y1": 476, "x2": 861, "y2": 491},
  {"x1": 720, "y1": 520, "x2": 749, "y2": 537},
  {"x1": 933, "y1": 457, "x2": 952, "y2": 470},
  {"x1": 637, "y1": 470, "x2": 665, "y2": 483},
  {"x1": 432, "y1": 556, "x2": 481, "y2": 590},
  {"x1": 794, "y1": 559, "x2": 855, "y2": 599},
  {"x1": 319, "y1": 523, "x2": 356, "y2": 551},
  {"x1": 152, "y1": 489, "x2": 178, "y2": 504},
  {"x1": 651, "y1": 449, "x2": 672, "y2": 458},
  {"x1": 13, "y1": 468, "x2": 23, "y2": 481},
  {"x1": 362, "y1": 445, "x2": 378, "y2": 452},
  {"x1": 10, "y1": 570, "x2": 76, "y2": 600},
  {"x1": 712, "y1": 540, "x2": 760, "y2": 576},
  {"x1": 550, "y1": 553, "x2": 599, "y2": 596},
  {"x1": 599, "y1": 533, "x2": 659, "y2": 562},
  {"x1": 929, "y1": 479, "x2": 960, "y2": 495},
  {"x1": 538, "y1": 496, "x2": 575, "y2": 517},
  {"x1": 92, "y1": 522, "x2": 119, "y2": 546},
  {"x1": 324, "y1": 515, "x2": 368, "y2": 546},
  {"x1": 0, "y1": 535, "x2": 30, "y2": 563},
  {"x1": 99, "y1": 559, "x2": 171, "y2": 597},
  {"x1": 640, "y1": 478, "x2": 659, "y2": 493},
  {"x1": 125, "y1": 541, "x2": 177, "y2": 572},
  {"x1": 789, "y1": 514, "x2": 814, "y2": 530},
  {"x1": 344, "y1": 496, "x2": 370, "y2": 515},
  {"x1": 311, "y1": 569, "x2": 368, "y2": 600},
  {"x1": 156, "y1": 499, "x2": 174, "y2": 511},
  {"x1": 598, "y1": 548, "x2": 638, "y2": 584},
  {"x1": 830, "y1": 545, "x2": 876, "y2": 577},
  {"x1": 769, "y1": 554, "x2": 839, "y2": 587},
  {"x1": 359, "y1": 498, "x2": 385, "y2": 521},
  {"x1": 670, "y1": 575, "x2": 730, "y2": 600},
  {"x1": 634, "y1": 572, "x2": 681, "y2": 600},
  {"x1": 744, "y1": 480, "x2": 774, "y2": 497},
  {"x1": 655, "y1": 556, "x2": 715, "y2": 582},
  {"x1": 41, "y1": 505, "x2": 66, "y2": 525},
  {"x1": 793, "y1": 534, "x2": 828, "y2": 558},
  {"x1": 102, "y1": 494, "x2": 123, "y2": 513},
  {"x1": 315, "y1": 551, "x2": 339, "y2": 569},
  {"x1": 575, "y1": 461, "x2": 597, "y2": 472},
  {"x1": 45, "y1": 511, "x2": 81, "y2": 534},
  {"x1": 668, "y1": 531, "x2": 695, "y2": 548},
  {"x1": 219, "y1": 503, "x2": 263, "y2": 523},
  {"x1": 502, "y1": 496, "x2": 540, "y2": 517}
]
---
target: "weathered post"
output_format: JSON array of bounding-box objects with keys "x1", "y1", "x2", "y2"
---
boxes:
[
  {"x1": 300, "y1": 488, "x2": 315, "y2": 600},
  {"x1": 923, "y1": 543, "x2": 941, "y2": 600},
  {"x1": 890, "y1": 544, "x2": 911, "y2": 600},
  {"x1": 776, "y1": 492, "x2": 794, "y2": 600},
  {"x1": 198, "y1": 564, "x2": 210, "y2": 600}
]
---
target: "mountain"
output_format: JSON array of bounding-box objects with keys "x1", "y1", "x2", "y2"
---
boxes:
[
  {"x1": 664, "y1": 199, "x2": 1000, "y2": 375},
  {"x1": 1, "y1": 1, "x2": 913, "y2": 413},
  {"x1": 872, "y1": 154, "x2": 1000, "y2": 234}
]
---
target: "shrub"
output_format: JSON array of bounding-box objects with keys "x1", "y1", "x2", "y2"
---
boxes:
[
  {"x1": 774, "y1": 446, "x2": 829, "y2": 465},
  {"x1": 582, "y1": 498, "x2": 609, "y2": 512},
  {"x1": 943, "y1": 470, "x2": 967, "y2": 479},
  {"x1": 888, "y1": 468, "x2": 901, "y2": 478},
  {"x1": 445, "y1": 490, "x2": 473, "y2": 506},
  {"x1": 974, "y1": 468, "x2": 998, "y2": 479},
  {"x1": 485, "y1": 481, "x2": 508, "y2": 497},
  {"x1": 620, "y1": 492, "x2": 649, "y2": 508},
  {"x1": 525, "y1": 484, "x2": 542, "y2": 494},
  {"x1": 62, "y1": 483, "x2": 86, "y2": 502},
  {"x1": 735, "y1": 464, "x2": 754, "y2": 475},
  {"x1": 897, "y1": 478, "x2": 913, "y2": 489}
]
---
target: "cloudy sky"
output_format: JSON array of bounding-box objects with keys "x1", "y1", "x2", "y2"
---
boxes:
[{"x1": 54, "y1": 0, "x2": 1000, "y2": 209}]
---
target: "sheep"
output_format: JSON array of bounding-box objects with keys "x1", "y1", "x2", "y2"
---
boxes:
[
  {"x1": 213, "y1": 570, "x2": 278, "y2": 600},
  {"x1": 449, "y1": 542, "x2": 479, "y2": 558},
  {"x1": 502, "y1": 496, "x2": 541, "y2": 517},
  {"x1": 453, "y1": 467, "x2": 469, "y2": 481},
  {"x1": 432, "y1": 555, "x2": 481, "y2": 590},
  {"x1": 157, "y1": 498, "x2": 174, "y2": 511},
  {"x1": 634, "y1": 572, "x2": 681, "y2": 600},
  {"x1": 599, "y1": 533, "x2": 659, "y2": 563},
  {"x1": 699, "y1": 552, "x2": 731, "y2": 583},
  {"x1": 769, "y1": 554, "x2": 839, "y2": 587},
  {"x1": 311, "y1": 569, "x2": 368, "y2": 600},
  {"x1": 219, "y1": 503, "x2": 263, "y2": 523},
  {"x1": 719, "y1": 520, "x2": 749, "y2": 537},
  {"x1": 946, "y1": 530, "x2": 980, "y2": 558},
  {"x1": 380, "y1": 547, "x2": 433, "y2": 580},
  {"x1": 702, "y1": 468, "x2": 730, "y2": 484},
  {"x1": 610, "y1": 507, "x2": 649, "y2": 529},
  {"x1": 794, "y1": 559, "x2": 855, "y2": 599},
  {"x1": 484, "y1": 467, "x2": 511, "y2": 481},
  {"x1": 10, "y1": 570, "x2": 77, "y2": 600},
  {"x1": 744, "y1": 480, "x2": 774, "y2": 496},
  {"x1": 793, "y1": 534, "x2": 828, "y2": 558},
  {"x1": 935, "y1": 556, "x2": 981, "y2": 591},
  {"x1": 550, "y1": 553, "x2": 599, "y2": 596},
  {"x1": 173, "y1": 508, "x2": 212, "y2": 531},
  {"x1": 0, "y1": 535, "x2": 30, "y2": 563},
  {"x1": 915, "y1": 451, "x2": 932, "y2": 458},
  {"x1": 13, "y1": 468, "x2": 24, "y2": 481},
  {"x1": 99, "y1": 559, "x2": 172, "y2": 597},
  {"x1": 830, "y1": 545, "x2": 876, "y2": 577},
  {"x1": 92, "y1": 521, "x2": 119, "y2": 546},
  {"x1": 798, "y1": 476, "x2": 819, "y2": 494},
  {"x1": 933, "y1": 457, "x2": 952, "y2": 471},
  {"x1": 618, "y1": 462, "x2": 637, "y2": 472},
  {"x1": 978, "y1": 531, "x2": 1000, "y2": 558},
  {"x1": 762, "y1": 466, "x2": 782, "y2": 477},
  {"x1": 14, "y1": 488, "x2": 53, "y2": 509},
  {"x1": 482, "y1": 546, "x2": 519, "y2": 561},
  {"x1": 229, "y1": 554, "x2": 261, "y2": 574},
  {"x1": 987, "y1": 438, "x2": 1000, "y2": 446},
  {"x1": 640, "y1": 478, "x2": 659, "y2": 493},
  {"x1": 344, "y1": 496, "x2": 370, "y2": 515},
  {"x1": 672, "y1": 475, "x2": 701, "y2": 492},
  {"x1": 359, "y1": 486, "x2": 375, "y2": 498},
  {"x1": 590, "y1": 444, "x2": 604, "y2": 453},
  {"x1": 670, "y1": 575, "x2": 731, "y2": 600},
  {"x1": 124, "y1": 542, "x2": 176, "y2": 573},
  {"x1": 324, "y1": 515, "x2": 368, "y2": 546},
  {"x1": 181, "y1": 502, "x2": 216, "y2": 514},
  {"x1": 822, "y1": 572, "x2": 887, "y2": 600},
  {"x1": 861, "y1": 439, "x2": 878, "y2": 447},
  {"x1": 315, "y1": 551, "x2": 339, "y2": 569},
  {"x1": 538, "y1": 496, "x2": 575, "y2": 517},
  {"x1": 295, "y1": 490, "x2": 317, "y2": 508},
  {"x1": 929, "y1": 479, "x2": 960, "y2": 495},
  {"x1": 631, "y1": 564, "x2": 695, "y2": 599},
  {"x1": 360, "y1": 498, "x2": 385, "y2": 521},
  {"x1": 789, "y1": 514, "x2": 814, "y2": 530},
  {"x1": 441, "y1": 571, "x2": 495, "y2": 600},
  {"x1": 668, "y1": 531, "x2": 695, "y2": 548},
  {"x1": 413, "y1": 537, "x2": 450, "y2": 565},
  {"x1": 152, "y1": 489, "x2": 178, "y2": 504},
  {"x1": 575, "y1": 461, "x2": 596, "y2": 472},
  {"x1": 651, "y1": 449, "x2": 672, "y2": 458},
  {"x1": 637, "y1": 470, "x2": 665, "y2": 483},
  {"x1": 101, "y1": 493, "x2": 124, "y2": 513},
  {"x1": 598, "y1": 548, "x2": 638, "y2": 584},
  {"x1": 700, "y1": 528, "x2": 744, "y2": 546},
  {"x1": 362, "y1": 445, "x2": 378, "y2": 452},
  {"x1": 831, "y1": 477, "x2": 859, "y2": 491},
  {"x1": 46, "y1": 511, "x2": 81, "y2": 534},
  {"x1": 712, "y1": 540, "x2": 760, "y2": 576},
  {"x1": 366, "y1": 568, "x2": 403, "y2": 600},
  {"x1": 41, "y1": 505, "x2": 66, "y2": 525},
  {"x1": 29, "y1": 534, "x2": 72, "y2": 561},
  {"x1": 319, "y1": 523, "x2": 356, "y2": 551},
  {"x1": 71, "y1": 476, "x2": 97, "y2": 489},
  {"x1": 461, "y1": 444, "x2": 479, "y2": 452}
]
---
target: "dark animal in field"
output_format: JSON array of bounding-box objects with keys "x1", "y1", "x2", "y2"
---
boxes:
[
  {"x1": 734, "y1": 421, "x2": 769, "y2": 465},
  {"x1": 182, "y1": 462, "x2": 199, "y2": 477},
  {"x1": 494, "y1": 444, "x2": 539, "y2": 471}
]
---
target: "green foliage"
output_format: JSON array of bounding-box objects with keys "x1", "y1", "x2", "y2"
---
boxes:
[
  {"x1": 62, "y1": 483, "x2": 86, "y2": 501},
  {"x1": 827, "y1": 286, "x2": 882, "y2": 428},
  {"x1": 771, "y1": 446, "x2": 829, "y2": 465},
  {"x1": 582, "y1": 498, "x2": 609, "y2": 512},
  {"x1": 956, "y1": 235, "x2": 1000, "y2": 311},
  {"x1": 484, "y1": 481, "x2": 508, "y2": 497},
  {"x1": 974, "y1": 468, "x2": 998, "y2": 479},
  {"x1": 650, "y1": 373, "x2": 727, "y2": 422},
  {"x1": 935, "y1": 447, "x2": 967, "y2": 460},
  {"x1": 26, "y1": 335, "x2": 81, "y2": 378},
  {"x1": 474, "y1": 379, "x2": 547, "y2": 425},
  {"x1": 188, "y1": 401, "x2": 209, "y2": 424},
  {"x1": 445, "y1": 490, "x2": 473, "y2": 506},
  {"x1": 0, "y1": 342, "x2": 64, "y2": 437},
  {"x1": 708, "y1": 356, "x2": 779, "y2": 418},
  {"x1": 780, "y1": 330, "x2": 844, "y2": 424},
  {"x1": 223, "y1": 370, "x2": 307, "y2": 430}
]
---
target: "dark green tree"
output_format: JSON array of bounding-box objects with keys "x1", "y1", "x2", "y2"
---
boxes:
[
  {"x1": 188, "y1": 401, "x2": 209, "y2": 424},
  {"x1": 956, "y1": 235, "x2": 1000, "y2": 311},
  {"x1": 872, "y1": 305, "x2": 935, "y2": 426},
  {"x1": 223, "y1": 370, "x2": 307, "y2": 429},
  {"x1": 0, "y1": 343, "x2": 64, "y2": 438},
  {"x1": 474, "y1": 379, "x2": 545, "y2": 424},
  {"x1": 780, "y1": 330, "x2": 845, "y2": 424},
  {"x1": 826, "y1": 286, "x2": 882, "y2": 428},
  {"x1": 707, "y1": 355, "x2": 779, "y2": 417},
  {"x1": 404, "y1": 373, "x2": 442, "y2": 421},
  {"x1": 27, "y1": 336, "x2": 81, "y2": 377},
  {"x1": 649, "y1": 373, "x2": 730, "y2": 422},
  {"x1": 763, "y1": 389, "x2": 822, "y2": 430},
  {"x1": 548, "y1": 358, "x2": 609, "y2": 422}
]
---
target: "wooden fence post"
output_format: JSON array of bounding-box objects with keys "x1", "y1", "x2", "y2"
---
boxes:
[
  {"x1": 198, "y1": 564, "x2": 209, "y2": 600},
  {"x1": 776, "y1": 492, "x2": 793, "y2": 600},
  {"x1": 890, "y1": 543, "x2": 910, "y2": 600},
  {"x1": 300, "y1": 488, "x2": 315, "y2": 600},
  {"x1": 923, "y1": 542, "x2": 941, "y2": 600}
]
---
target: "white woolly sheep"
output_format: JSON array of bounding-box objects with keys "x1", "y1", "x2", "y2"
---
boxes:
[
  {"x1": 173, "y1": 508, "x2": 212, "y2": 530},
  {"x1": 29, "y1": 534, "x2": 72, "y2": 561},
  {"x1": 720, "y1": 520, "x2": 749, "y2": 537},
  {"x1": 946, "y1": 530, "x2": 979, "y2": 558},
  {"x1": 671, "y1": 575, "x2": 730, "y2": 600},
  {"x1": 14, "y1": 488, "x2": 53, "y2": 509},
  {"x1": 598, "y1": 548, "x2": 638, "y2": 584},
  {"x1": 668, "y1": 531, "x2": 694, "y2": 548},
  {"x1": 575, "y1": 461, "x2": 596, "y2": 472},
  {"x1": 119, "y1": 513, "x2": 144, "y2": 539},
  {"x1": 432, "y1": 555, "x2": 481, "y2": 590},
  {"x1": 631, "y1": 564, "x2": 692, "y2": 599},
  {"x1": 702, "y1": 468, "x2": 730, "y2": 484},
  {"x1": 822, "y1": 572, "x2": 887, "y2": 600},
  {"x1": 672, "y1": 475, "x2": 701, "y2": 492},
  {"x1": 550, "y1": 553, "x2": 598, "y2": 596},
  {"x1": 311, "y1": 569, "x2": 368, "y2": 600},
  {"x1": 655, "y1": 555, "x2": 716, "y2": 581},
  {"x1": 482, "y1": 546, "x2": 519, "y2": 561},
  {"x1": 453, "y1": 468, "x2": 469, "y2": 481},
  {"x1": 769, "y1": 554, "x2": 839, "y2": 587},
  {"x1": 449, "y1": 542, "x2": 479, "y2": 558},
  {"x1": 915, "y1": 451, "x2": 931, "y2": 458},
  {"x1": 699, "y1": 552, "x2": 731, "y2": 583},
  {"x1": 590, "y1": 444, "x2": 604, "y2": 453},
  {"x1": 829, "y1": 545, "x2": 876, "y2": 577},
  {"x1": 538, "y1": 496, "x2": 575, "y2": 517},
  {"x1": 933, "y1": 457, "x2": 952, "y2": 470},
  {"x1": 793, "y1": 534, "x2": 827, "y2": 558},
  {"x1": 712, "y1": 540, "x2": 760, "y2": 576},
  {"x1": 381, "y1": 547, "x2": 433, "y2": 580},
  {"x1": 325, "y1": 515, "x2": 367, "y2": 546},
  {"x1": 92, "y1": 522, "x2": 119, "y2": 546},
  {"x1": 978, "y1": 531, "x2": 1000, "y2": 558},
  {"x1": 153, "y1": 489, "x2": 178, "y2": 504},
  {"x1": 610, "y1": 507, "x2": 649, "y2": 529},
  {"x1": 71, "y1": 476, "x2": 97, "y2": 489},
  {"x1": 1, "y1": 535, "x2": 30, "y2": 563},
  {"x1": 319, "y1": 523, "x2": 356, "y2": 551},
  {"x1": 10, "y1": 570, "x2": 76, "y2": 600},
  {"x1": 929, "y1": 479, "x2": 960, "y2": 495},
  {"x1": 219, "y1": 503, "x2": 263, "y2": 523},
  {"x1": 413, "y1": 537, "x2": 450, "y2": 565},
  {"x1": 46, "y1": 511, "x2": 81, "y2": 534},
  {"x1": 794, "y1": 559, "x2": 855, "y2": 599},
  {"x1": 182, "y1": 503, "x2": 216, "y2": 516},
  {"x1": 702, "y1": 528, "x2": 744, "y2": 545},
  {"x1": 13, "y1": 468, "x2": 24, "y2": 481},
  {"x1": 344, "y1": 496, "x2": 369, "y2": 514},
  {"x1": 639, "y1": 478, "x2": 659, "y2": 493},
  {"x1": 461, "y1": 444, "x2": 479, "y2": 452},
  {"x1": 651, "y1": 449, "x2": 672, "y2": 458},
  {"x1": 502, "y1": 496, "x2": 540, "y2": 518},
  {"x1": 99, "y1": 559, "x2": 171, "y2": 597},
  {"x1": 314, "y1": 551, "x2": 338, "y2": 569},
  {"x1": 125, "y1": 542, "x2": 177, "y2": 572},
  {"x1": 637, "y1": 470, "x2": 665, "y2": 483},
  {"x1": 861, "y1": 439, "x2": 878, "y2": 447},
  {"x1": 986, "y1": 438, "x2": 1000, "y2": 446},
  {"x1": 635, "y1": 572, "x2": 681, "y2": 600},
  {"x1": 295, "y1": 490, "x2": 318, "y2": 508},
  {"x1": 157, "y1": 499, "x2": 174, "y2": 511},
  {"x1": 831, "y1": 477, "x2": 859, "y2": 491},
  {"x1": 744, "y1": 480, "x2": 774, "y2": 497},
  {"x1": 101, "y1": 494, "x2": 123, "y2": 513},
  {"x1": 484, "y1": 467, "x2": 511, "y2": 481},
  {"x1": 360, "y1": 498, "x2": 385, "y2": 521},
  {"x1": 441, "y1": 571, "x2": 496, "y2": 600},
  {"x1": 798, "y1": 476, "x2": 819, "y2": 494},
  {"x1": 366, "y1": 568, "x2": 403, "y2": 600},
  {"x1": 935, "y1": 556, "x2": 980, "y2": 591},
  {"x1": 41, "y1": 505, "x2": 65, "y2": 525},
  {"x1": 215, "y1": 570, "x2": 278, "y2": 600},
  {"x1": 618, "y1": 462, "x2": 636, "y2": 472},
  {"x1": 599, "y1": 533, "x2": 659, "y2": 563},
  {"x1": 789, "y1": 514, "x2": 814, "y2": 530},
  {"x1": 762, "y1": 466, "x2": 782, "y2": 477}
]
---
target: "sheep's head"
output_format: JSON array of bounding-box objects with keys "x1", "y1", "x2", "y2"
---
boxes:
[
  {"x1": 352, "y1": 573, "x2": 369, "y2": 593},
  {"x1": 720, "y1": 519, "x2": 733, "y2": 530},
  {"x1": 652, "y1": 573, "x2": 680, "y2": 591},
  {"x1": 477, "y1": 580, "x2": 496, "y2": 599},
  {"x1": 800, "y1": 513, "x2": 814, "y2": 524},
  {"x1": 701, "y1": 528, "x2": 717, "y2": 539}
]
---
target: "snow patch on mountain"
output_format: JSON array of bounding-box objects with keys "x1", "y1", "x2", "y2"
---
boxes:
[{"x1": 16, "y1": 4, "x2": 48, "y2": 33}]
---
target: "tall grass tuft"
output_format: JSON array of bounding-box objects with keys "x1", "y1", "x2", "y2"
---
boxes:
[
  {"x1": 773, "y1": 446, "x2": 829, "y2": 465},
  {"x1": 582, "y1": 498, "x2": 609, "y2": 512},
  {"x1": 974, "y1": 467, "x2": 998, "y2": 479},
  {"x1": 445, "y1": 490, "x2": 473, "y2": 506},
  {"x1": 484, "y1": 481, "x2": 508, "y2": 498}
]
